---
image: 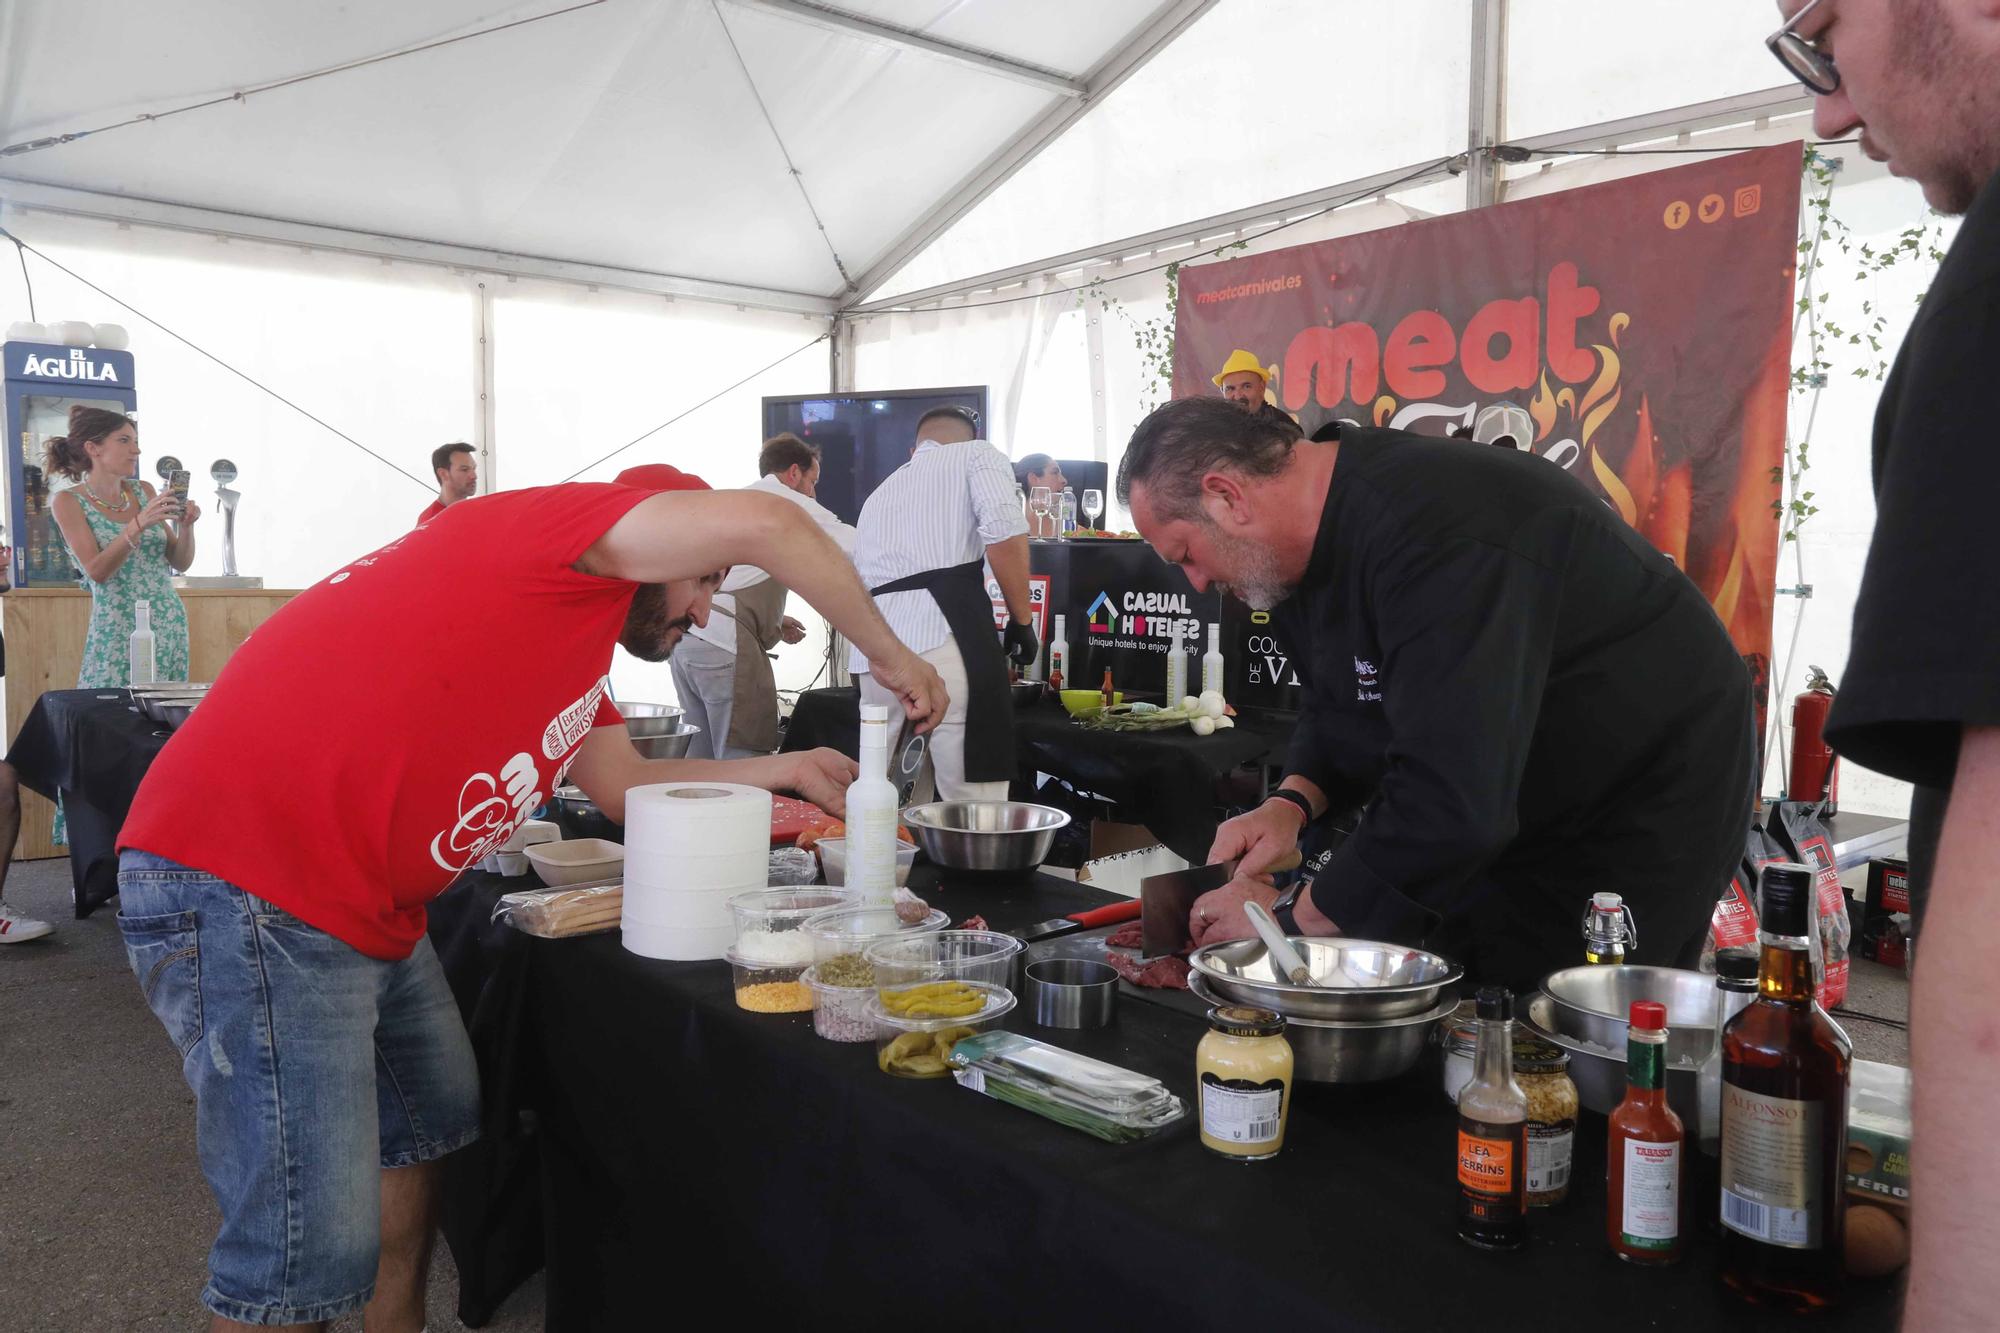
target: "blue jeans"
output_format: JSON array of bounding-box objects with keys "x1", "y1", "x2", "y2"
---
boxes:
[{"x1": 116, "y1": 849, "x2": 481, "y2": 1325}]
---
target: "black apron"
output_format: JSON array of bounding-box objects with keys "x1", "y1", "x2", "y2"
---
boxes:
[{"x1": 869, "y1": 558, "x2": 1012, "y2": 783}]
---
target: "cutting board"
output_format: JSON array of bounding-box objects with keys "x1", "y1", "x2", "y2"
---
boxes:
[
  {"x1": 1025, "y1": 926, "x2": 1211, "y2": 1021},
  {"x1": 770, "y1": 796, "x2": 831, "y2": 845}
]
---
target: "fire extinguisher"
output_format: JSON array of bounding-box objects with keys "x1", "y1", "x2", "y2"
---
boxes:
[{"x1": 1789, "y1": 665, "x2": 1839, "y2": 814}]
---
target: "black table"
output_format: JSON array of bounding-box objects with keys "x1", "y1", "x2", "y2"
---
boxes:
[
  {"x1": 432, "y1": 867, "x2": 1900, "y2": 1331},
  {"x1": 782, "y1": 686, "x2": 1285, "y2": 861},
  {"x1": 7, "y1": 688, "x2": 170, "y2": 916}
]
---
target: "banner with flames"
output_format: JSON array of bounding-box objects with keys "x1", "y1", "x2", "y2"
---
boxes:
[{"x1": 1174, "y1": 144, "x2": 1803, "y2": 730}]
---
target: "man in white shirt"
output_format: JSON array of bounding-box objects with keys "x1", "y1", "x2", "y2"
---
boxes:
[
  {"x1": 850, "y1": 407, "x2": 1037, "y2": 800},
  {"x1": 671, "y1": 434, "x2": 857, "y2": 758}
]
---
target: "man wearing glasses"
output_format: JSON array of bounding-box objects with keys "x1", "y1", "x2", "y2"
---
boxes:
[{"x1": 1769, "y1": 3, "x2": 2000, "y2": 1326}]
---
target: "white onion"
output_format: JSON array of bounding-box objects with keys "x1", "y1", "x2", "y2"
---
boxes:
[
  {"x1": 1190, "y1": 716, "x2": 1216, "y2": 736},
  {"x1": 1197, "y1": 690, "x2": 1227, "y2": 718}
]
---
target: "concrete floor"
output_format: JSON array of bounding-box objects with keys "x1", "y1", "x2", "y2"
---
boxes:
[{"x1": 0, "y1": 858, "x2": 546, "y2": 1332}]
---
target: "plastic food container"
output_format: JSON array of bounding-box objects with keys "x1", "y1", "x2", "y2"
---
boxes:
[
  {"x1": 866, "y1": 929, "x2": 1024, "y2": 996},
  {"x1": 524, "y1": 838, "x2": 624, "y2": 887},
  {"x1": 802, "y1": 964, "x2": 876, "y2": 1043},
  {"x1": 728, "y1": 888, "x2": 852, "y2": 967},
  {"x1": 725, "y1": 948, "x2": 813, "y2": 1014},
  {"x1": 816, "y1": 837, "x2": 918, "y2": 887},
  {"x1": 870, "y1": 983, "x2": 1016, "y2": 1077},
  {"x1": 803, "y1": 904, "x2": 950, "y2": 970}
]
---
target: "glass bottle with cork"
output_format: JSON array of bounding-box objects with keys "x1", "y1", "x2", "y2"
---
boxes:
[
  {"x1": 1582, "y1": 891, "x2": 1635, "y2": 964},
  {"x1": 1456, "y1": 986, "x2": 1528, "y2": 1249},
  {"x1": 1719, "y1": 863, "x2": 1851, "y2": 1312},
  {"x1": 1608, "y1": 999, "x2": 1685, "y2": 1264}
]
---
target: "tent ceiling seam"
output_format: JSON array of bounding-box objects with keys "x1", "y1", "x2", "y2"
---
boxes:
[{"x1": 710, "y1": 0, "x2": 857, "y2": 296}]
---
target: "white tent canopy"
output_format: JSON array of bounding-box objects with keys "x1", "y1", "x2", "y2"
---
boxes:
[{"x1": 0, "y1": 1, "x2": 1941, "y2": 817}]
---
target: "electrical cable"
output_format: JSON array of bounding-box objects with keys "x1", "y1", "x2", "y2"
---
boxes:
[
  {"x1": 556, "y1": 331, "x2": 829, "y2": 482},
  {"x1": 1, "y1": 1, "x2": 610, "y2": 159},
  {"x1": 0, "y1": 225, "x2": 433, "y2": 490},
  {"x1": 11, "y1": 238, "x2": 34, "y2": 321}
]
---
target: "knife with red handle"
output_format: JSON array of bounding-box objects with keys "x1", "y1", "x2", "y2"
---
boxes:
[{"x1": 1011, "y1": 897, "x2": 1142, "y2": 944}]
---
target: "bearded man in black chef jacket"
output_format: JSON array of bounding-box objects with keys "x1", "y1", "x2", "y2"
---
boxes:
[{"x1": 1118, "y1": 397, "x2": 1753, "y2": 991}]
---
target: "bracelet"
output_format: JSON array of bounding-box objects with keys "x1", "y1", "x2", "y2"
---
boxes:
[
  {"x1": 1264, "y1": 788, "x2": 1315, "y2": 825},
  {"x1": 123, "y1": 528, "x2": 140, "y2": 552}
]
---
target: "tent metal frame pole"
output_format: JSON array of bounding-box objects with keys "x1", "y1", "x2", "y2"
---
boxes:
[
  {"x1": 473, "y1": 278, "x2": 498, "y2": 493},
  {"x1": 725, "y1": 0, "x2": 1086, "y2": 99},
  {"x1": 842, "y1": 0, "x2": 1218, "y2": 303},
  {"x1": 828, "y1": 314, "x2": 856, "y2": 392},
  {"x1": 0, "y1": 177, "x2": 839, "y2": 317},
  {"x1": 853, "y1": 84, "x2": 1815, "y2": 314},
  {"x1": 1465, "y1": 0, "x2": 1507, "y2": 210}
]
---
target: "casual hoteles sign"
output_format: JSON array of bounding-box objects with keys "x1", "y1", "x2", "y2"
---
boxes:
[{"x1": 1174, "y1": 144, "x2": 1803, "y2": 729}]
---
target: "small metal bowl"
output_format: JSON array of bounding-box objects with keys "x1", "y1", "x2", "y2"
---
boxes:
[
  {"x1": 630, "y1": 724, "x2": 701, "y2": 759},
  {"x1": 1025, "y1": 957, "x2": 1117, "y2": 1029},
  {"x1": 1541, "y1": 965, "x2": 1717, "y2": 1066},
  {"x1": 1189, "y1": 937, "x2": 1462, "y2": 1021},
  {"x1": 158, "y1": 698, "x2": 200, "y2": 728},
  {"x1": 1190, "y1": 972, "x2": 1453, "y2": 1083},
  {"x1": 142, "y1": 693, "x2": 208, "y2": 724},
  {"x1": 900, "y1": 801, "x2": 1070, "y2": 872}
]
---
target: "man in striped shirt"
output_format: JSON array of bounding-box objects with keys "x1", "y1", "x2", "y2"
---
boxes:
[{"x1": 849, "y1": 407, "x2": 1037, "y2": 799}]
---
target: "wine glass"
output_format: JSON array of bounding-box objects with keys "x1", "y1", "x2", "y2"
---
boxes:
[
  {"x1": 1081, "y1": 488, "x2": 1103, "y2": 532},
  {"x1": 1029, "y1": 486, "x2": 1052, "y2": 537}
]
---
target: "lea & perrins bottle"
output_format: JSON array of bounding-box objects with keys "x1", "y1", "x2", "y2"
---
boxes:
[
  {"x1": 1608, "y1": 1000, "x2": 1684, "y2": 1264},
  {"x1": 1456, "y1": 986, "x2": 1527, "y2": 1250},
  {"x1": 1719, "y1": 863, "x2": 1851, "y2": 1311}
]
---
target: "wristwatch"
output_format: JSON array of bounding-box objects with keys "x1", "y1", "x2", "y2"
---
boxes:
[
  {"x1": 1272, "y1": 882, "x2": 1303, "y2": 936},
  {"x1": 1264, "y1": 788, "x2": 1315, "y2": 826}
]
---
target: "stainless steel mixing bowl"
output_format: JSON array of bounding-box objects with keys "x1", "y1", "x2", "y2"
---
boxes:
[
  {"x1": 1541, "y1": 965, "x2": 1718, "y2": 1066},
  {"x1": 1190, "y1": 972, "x2": 1454, "y2": 1083},
  {"x1": 1524, "y1": 992, "x2": 1705, "y2": 1125},
  {"x1": 625, "y1": 712, "x2": 687, "y2": 738},
  {"x1": 1190, "y1": 937, "x2": 1462, "y2": 1020},
  {"x1": 630, "y1": 724, "x2": 700, "y2": 759},
  {"x1": 900, "y1": 801, "x2": 1069, "y2": 872}
]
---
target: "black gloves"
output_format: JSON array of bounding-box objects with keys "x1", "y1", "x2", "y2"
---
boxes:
[{"x1": 1003, "y1": 619, "x2": 1040, "y2": 667}]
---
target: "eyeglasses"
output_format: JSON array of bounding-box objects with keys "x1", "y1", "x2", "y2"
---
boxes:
[{"x1": 1767, "y1": 0, "x2": 1840, "y2": 95}]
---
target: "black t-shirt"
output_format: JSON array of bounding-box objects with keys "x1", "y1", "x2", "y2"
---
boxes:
[
  {"x1": 1275, "y1": 426, "x2": 1754, "y2": 990},
  {"x1": 1822, "y1": 167, "x2": 2000, "y2": 930},
  {"x1": 1824, "y1": 166, "x2": 2000, "y2": 788}
]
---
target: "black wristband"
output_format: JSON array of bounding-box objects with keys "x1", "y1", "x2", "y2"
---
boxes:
[
  {"x1": 1264, "y1": 788, "x2": 1314, "y2": 825},
  {"x1": 1271, "y1": 882, "x2": 1303, "y2": 936}
]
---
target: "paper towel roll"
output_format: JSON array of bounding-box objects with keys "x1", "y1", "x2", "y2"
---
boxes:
[{"x1": 622, "y1": 783, "x2": 773, "y2": 962}]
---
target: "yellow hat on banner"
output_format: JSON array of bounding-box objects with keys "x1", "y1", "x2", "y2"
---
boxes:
[{"x1": 1211, "y1": 348, "x2": 1277, "y2": 388}]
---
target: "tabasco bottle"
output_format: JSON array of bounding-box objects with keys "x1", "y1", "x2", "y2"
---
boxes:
[
  {"x1": 1719, "y1": 864, "x2": 1851, "y2": 1311},
  {"x1": 1608, "y1": 1000, "x2": 1684, "y2": 1263},
  {"x1": 1101, "y1": 667, "x2": 1115, "y2": 710},
  {"x1": 1456, "y1": 986, "x2": 1527, "y2": 1250}
]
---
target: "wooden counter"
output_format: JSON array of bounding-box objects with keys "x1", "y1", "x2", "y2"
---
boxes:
[{"x1": 3, "y1": 586, "x2": 300, "y2": 860}]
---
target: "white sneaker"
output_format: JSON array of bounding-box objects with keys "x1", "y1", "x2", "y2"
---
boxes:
[{"x1": 0, "y1": 902, "x2": 53, "y2": 943}]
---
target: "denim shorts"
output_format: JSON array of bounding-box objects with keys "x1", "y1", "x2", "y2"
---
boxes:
[{"x1": 116, "y1": 849, "x2": 481, "y2": 1326}]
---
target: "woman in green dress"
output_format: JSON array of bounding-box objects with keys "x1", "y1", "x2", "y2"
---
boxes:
[{"x1": 46, "y1": 407, "x2": 199, "y2": 842}]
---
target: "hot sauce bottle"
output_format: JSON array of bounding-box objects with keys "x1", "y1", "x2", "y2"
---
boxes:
[
  {"x1": 1608, "y1": 1000, "x2": 1684, "y2": 1264},
  {"x1": 1719, "y1": 864, "x2": 1851, "y2": 1311},
  {"x1": 1456, "y1": 986, "x2": 1527, "y2": 1250}
]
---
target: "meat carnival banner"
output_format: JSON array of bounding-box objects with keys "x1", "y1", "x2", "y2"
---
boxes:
[{"x1": 1174, "y1": 144, "x2": 1803, "y2": 731}]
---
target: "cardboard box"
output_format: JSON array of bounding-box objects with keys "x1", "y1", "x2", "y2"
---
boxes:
[{"x1": 1846, "y1": 1060, "x2": 1911, "y2": 1218}]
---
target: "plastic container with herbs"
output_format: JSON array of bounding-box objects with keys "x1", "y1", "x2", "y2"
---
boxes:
[{"x1": 1516, "y1": 1035, "x2": 1579, "y2": 1207}]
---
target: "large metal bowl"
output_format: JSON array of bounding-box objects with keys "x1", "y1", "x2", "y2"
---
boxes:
[
  {"x1": 901, "y1": 801, "x2": 1069, "y2": 872},
  {"x1": 630, "y1": 724, "x2": 700, "y2": 759},
  {"x1": 625, "y1": 712, "x2": 686, "y2": 738},
  {"x1": 158, "y1": 698, "x2": 200, "y2": 728},
  {"x1": 618, "y1": 701, "x2": 681, "y2": 719},
  {"x1": 1190, "y1": 972, "x2": 1453, "y2": 1083},
  {"x1": 1525, "y1": 993, "x2": 1704, "y2": 1126},
  {"x1": 1189, "y1": 937, "x2": 1462, "y2": 1020},
  {"x1": 1541, "y1": 965, "x2": 1717, "y2": 1066}
]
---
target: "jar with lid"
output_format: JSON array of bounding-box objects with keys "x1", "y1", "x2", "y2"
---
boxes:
[
  {"x1": 1516, "y1": 1035, "x2": 1579, "y2": 1207},
  {"x1": 1196, "y1": 1006, "x2": 1293, "y2": 1161}
]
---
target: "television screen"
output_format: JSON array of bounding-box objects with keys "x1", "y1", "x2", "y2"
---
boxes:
[{"x1": 762, "y1": 386, "x2": 988, "y2": 525}]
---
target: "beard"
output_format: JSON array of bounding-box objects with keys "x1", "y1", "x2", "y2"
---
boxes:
[
  {"x1": 1890, "y1": 0, "x2": 1990, "y2": 213},
  {"x1": 619, "y1": 584, "x2": 693, "y2": 662},
  {"x1": 1204, "y1": 522, "x2": 1294, "y2": 610}
]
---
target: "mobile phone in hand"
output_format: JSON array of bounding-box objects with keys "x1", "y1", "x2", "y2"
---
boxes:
[{"x1": 168, "y1": 469, "x2": 190, "y2": 514}]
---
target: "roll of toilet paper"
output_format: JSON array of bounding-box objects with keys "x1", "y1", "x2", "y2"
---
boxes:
[
  {"x1": 622, "y1": 919, "x2": 736, "y2": 962},
  {"x1": 621, "y1": 783, "x2": 771, "y2": 962}
]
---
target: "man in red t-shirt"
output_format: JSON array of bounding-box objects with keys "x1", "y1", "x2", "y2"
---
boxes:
[
  {"x1": 114, "y1": 465, "x2": 945, "y2": 1330},
  {"x1": 415, "y1": 441, "x2": 478, "y2": 526}
]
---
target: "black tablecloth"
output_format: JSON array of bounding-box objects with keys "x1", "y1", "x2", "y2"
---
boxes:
[
  {"x1": 6, "y1": 688, "x2": 170, "y2": 916},
  {"x1": 782, "y1": 686, "x2": 1284, "y2": 861},
  {"x1": 432, "y1": 868, "x2": 1899, "y2": 1331}
]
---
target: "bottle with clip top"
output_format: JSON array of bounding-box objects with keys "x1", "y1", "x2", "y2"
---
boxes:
[
  {"x1": 1456, "y1": 986, "x2": 1528, "y2": 1249},
  {"x1": 1583, "y1": 891, "x2": 1636, "y2": 965}
]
